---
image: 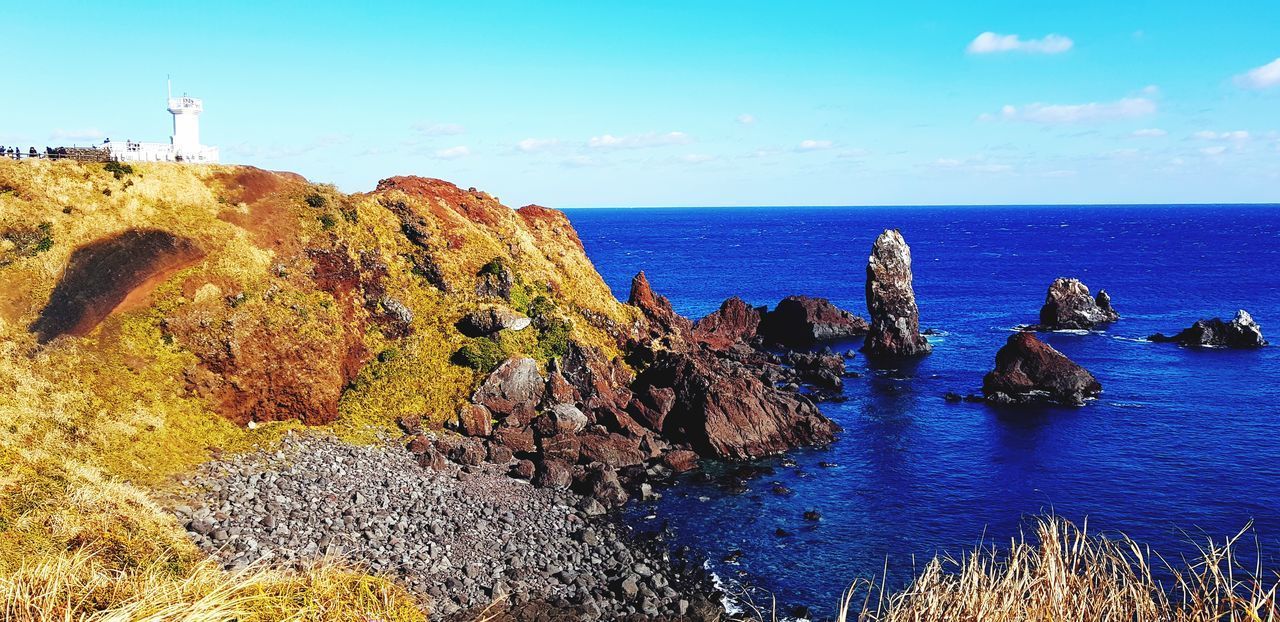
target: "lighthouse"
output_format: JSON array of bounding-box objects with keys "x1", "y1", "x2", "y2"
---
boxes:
[{"x1": 104, "y1": 81, "x2": 219, "y2": 163}]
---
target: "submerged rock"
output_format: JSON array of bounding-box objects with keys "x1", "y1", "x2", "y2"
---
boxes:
[
  {"x1": 982, "y1": 332, "x2": 1102, "y2": 406},
  {"x1": 863, "y1": 229, "x2": 931, "y2": 357},
  {"x1": 760, "y1": 295, "x2": 868, "y2": 348},
  {"x1": 1149, "y1": 310, "x2": 1267, "y2": 348},
  {"x1": 1038, "y1": 278, "x2": 1119, "y2": 330}
]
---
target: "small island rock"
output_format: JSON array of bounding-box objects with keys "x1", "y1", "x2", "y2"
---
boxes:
[
  {"x1": 1038, "y1": 278, "x2": 1119, "y2": 330},
  {"x1": 983, "y1": 332, "x2": 1102, "y2": 406},
  {"x1": 863, "y1": 229, "x2": 931, "y2": 357},
  {"x1": 759, "y1": 296, "x2": 868, "y2": 348},
  {"x1": 1149, "y1": 310, "x2": 1267, "y2": 348}
]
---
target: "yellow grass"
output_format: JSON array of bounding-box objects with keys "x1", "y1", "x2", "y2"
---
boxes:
[{"x1": 736, "y1": 515, "x2": 1278, "y2": 622}]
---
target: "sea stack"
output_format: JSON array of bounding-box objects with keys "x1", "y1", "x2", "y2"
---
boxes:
[
  {"x1": 863, "y1": 229, "x2": 931, "y2": 357},
  {"x1": 1038, "y1": 278, "x2": 1119, "y2": 330},
  {"x1": 1149, "y1": 309, "x2": 1268, "y2": 348},
  {"x1": 983, "y1": 332, "x2": 1102, "y2": 406}
]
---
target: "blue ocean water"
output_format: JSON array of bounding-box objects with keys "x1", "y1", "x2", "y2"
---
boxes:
[{"x1": 563, "y1": 205, "x2": 1280, "y2": 615}]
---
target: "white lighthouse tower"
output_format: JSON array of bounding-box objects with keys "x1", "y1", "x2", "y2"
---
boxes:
[{"x1": 105, "y1": 80, "x2": 219, "y2": 163}]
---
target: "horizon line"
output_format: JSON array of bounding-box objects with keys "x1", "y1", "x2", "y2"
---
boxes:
[{"x1": 556, "y1": 201, "x2": 1280, "y2": 210}]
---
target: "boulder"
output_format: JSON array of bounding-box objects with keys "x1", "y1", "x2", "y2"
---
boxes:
[
  {"x1": 538, "y1": 432, "x2": 582, "y2": 464},
  {"x1": 454, "y1": 403, "x2": 493, "y2": 437},
  {"x1": 1038, "y1": 278, "x2": 1119, "y2": 329},
  {"x1": 491, "y1": 425, "x2": 536, "y2": 454},
  {"x1": 510, "y1": 459, "x2": 536, "y2": 479},
  {"x1": 578, "y1": 433, "x2": 645, "y2": 468},
  {"x1": 626, "y1": 385, "x2": 675, "y2": 431},
  {"x1": 485, "y1": 442, "x2": 513, "y2": 464},
  {"x1": 449, "y1": 438, "x2": 487, "y2": 466},
  {"x1": 471, "y1": 358, "x2": 545, "y2": 425},
  {"x1": 1149, "y1": 310, "x2": 1267, "y2": 349},
  {"x1": 864, "y1": 229, "x2": 931, "y2": 357},
  {"x1": 578, "y1": 464, "x2": 629, "y2": 508},
  {"x1": 456, "y1": 306, "x2": 531, "y2": 337},
  {"x1": 982, "y1": 332, "x2": 1102, "y2": 406},
  {"x1": 661, "y1": 449, "x2": 699, "y2": 473},
  {"x1": 760, "y1": 296, "x2": 868, "y2": 348},
  {"x1": 532, "y1": 458, "x2": 573, "y2": 489},
  {"x1": 635, "y1": 349, "x2": 840, "y2": 460},
  {"x1": 693, "y1": 297, "x2": 765, "y2": 349},
  {"x1": 546, "y1": 403, "x2": 589, "y2": 435}
]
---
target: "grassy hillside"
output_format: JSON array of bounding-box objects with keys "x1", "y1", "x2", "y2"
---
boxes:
[{"x1": 0, "y1": 159, "x2": 635, "y2": 619}]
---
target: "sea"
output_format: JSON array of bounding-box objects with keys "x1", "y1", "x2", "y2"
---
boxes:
[{"x1": 562, "y1": 205, "x2": 1280, "y2": 617}]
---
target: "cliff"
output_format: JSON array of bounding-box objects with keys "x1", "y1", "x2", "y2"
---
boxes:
[{"x1": 0, "y1": 159, "x2": 638, "y2": 617}]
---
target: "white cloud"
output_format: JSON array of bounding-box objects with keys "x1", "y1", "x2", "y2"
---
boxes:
[
  {"x1": 586, "y1": 131, "x2": 691, "y2": 149},
  {"x1": 1042, "y1": 169, "x2": 1077, "y2": 178},
  {"x1": 433, "y1": 145, "x2": 471, "y2": 159},
  {"x1": 49, "y1": 128, "x2": 105, "y2": 142},
  {"x1": 412, "y1": 122, "x2": 466, "y2": 136},
  {"x1": 1200, "y1": 145, "x2": 1228, "y2": 156},
  {"x1": 967, "y1": 32, "x2": 1073, "y2": 55},
  {"x1": 1192, "y1": 130, "x2": 1250, "y2": 141},
  {"x1": 1236, "y1": 58, "x2": 1280, "y2": 90},
  {"x1": 680, "y1": 153, "x2": 715, "y2": 163},
  {"x1": 993, "y1": 97, "x2": 1156, "y2": 124},
  {"x1": 515, "y1": 138, "x2": 561, "y2": 153},
  {"x1": 736, "y1": 113, "x2": 756, "y2": 125},
  {"x1": 796, "y1": 139, "x2": 834, "y2": 151},
  {"x1": 1131, "y1": 128, "x2": 1167, "y2": 137}
]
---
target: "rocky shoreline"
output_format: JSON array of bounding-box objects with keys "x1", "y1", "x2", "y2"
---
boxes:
[{"x1": 174, "y1": 433, "x2": 725, "y2": 621}]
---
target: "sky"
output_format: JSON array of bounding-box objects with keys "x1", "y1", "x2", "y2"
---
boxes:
[{"x1": 3, "y1": 1, "x2": 1279, "y2": 207}]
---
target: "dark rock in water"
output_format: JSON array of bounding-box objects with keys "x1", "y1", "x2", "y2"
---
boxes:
[
  {"x1": 693, "y1": 296, "x2": 765, "y2": 349},
  {"x1": 944, "y1": 392, "x2": 963, "y2": 403},
  {"x1": 1149, "y1": 310, "x2": 1267, "y2": 349},
  {"x1": 803, "y1": 509, "x2": 821, "y2": 521},
  {"x1": 771, "y1": 483, "x2": 793, "y2": 495},
  {"x1": 456, "y1": 306, "x2": 531, "y2": 337},
  {"x1": 982, "y1": 332, "x2": 1102, "y2": 406},
  {"x1": 471, "y1": 358, "x2": 545, "y2": 426},
  {"x1": 1038, "y1": 278, "x2": 1119, "y2": 330},
  {"x1": 863, "y1": 229, "x2": 932, "y2": 357},
  {"x1": 759, "y1": 295, "x2": 868, "y2": 348},
  {"x1": 774, "y1": 527, "x2": 793, "y2": 537}
]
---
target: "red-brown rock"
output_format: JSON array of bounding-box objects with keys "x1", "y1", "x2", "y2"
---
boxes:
[
  {"x1": 471, "y1": 357, "x2": 545, "y2": 425},
  {"x1": 455, "y1": 403, "x2": 493, "y2": 437},
  {"x1": 662, "y1": 449, "x2": 700, "y2": 473},
  {"x1": 694, "y1": 297, "x2": 765, "y2": 349},
  {"x1": 539, "y1": 432, "x2": 582, "y2": 463},
  {"x1": 629, "y1": 271, "x2": 693, "y2": 337},
  {"x1": 1038, "y1": 278, "x2": 1119, "y2": 330},
  {"x1": 491, "y1": 425, "x2": 536, "y2": 454},
  {"x1": 982, "y1": 332, "x2": 1102, "y2": 406},
  {"x1": 532, "y1": 458, "x2": 573, "y2": 489},
  {"x1": 510, "y1": 459, "x2": 536, "y2": 479},
  {"x1": 578, "y1": 433, "x2": 645, "y2": 467}
]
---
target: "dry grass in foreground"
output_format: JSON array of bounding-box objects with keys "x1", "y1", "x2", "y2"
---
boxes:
[
  {"x1": 0, "y1": 550, "x2": 424, "y2": 622},
  {"x1": 813, "y1": 516, "x2": 1277, "y2": 622}
]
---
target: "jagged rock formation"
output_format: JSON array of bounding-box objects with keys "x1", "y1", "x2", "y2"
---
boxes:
[
  {"x1": 456, "y1": 306, "x2": 530, "y2": 336},
  {"x1": 864, "y1": 229, "x2": 931, "y2": 357},
  {"x1": 1037, "y1": 278, "x2": 1119, "y2": 330},
  {"x1": 983, "y1": 332, "x2": 1102, "y2": 406},
  {"x1": 692, "y1": 296, "x2": 764, "y2": 350},
  {"x1": 759, "y1": 295, "x2": 868, "y2": 348},
  {"x1": 1149, "y1": 310, "x2": 1268, "y2": 348}
]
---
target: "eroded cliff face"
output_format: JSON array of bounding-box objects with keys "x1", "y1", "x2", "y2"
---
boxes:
[{"x1": 0, "y1": 160, "x2": 636, "y2": 461}]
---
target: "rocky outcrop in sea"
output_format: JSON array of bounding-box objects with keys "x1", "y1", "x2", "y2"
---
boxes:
[
  {"x1": 982, "y1": 332, "x2": 1102, "y2": 406},
  {"x1": 863, "y1": 229, "x2": 931, "y2": 357},
  {"x1": 1149, "y1": 309, "x2": 1267, "y2": 348},
  {"x1": 1037, "y1": 277, "x2": 1119, "y2": 330}
]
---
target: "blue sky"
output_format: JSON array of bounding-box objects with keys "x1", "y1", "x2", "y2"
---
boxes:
[{"x1": 4, "y1": 1, "x2": 1278, "y2": 206}]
